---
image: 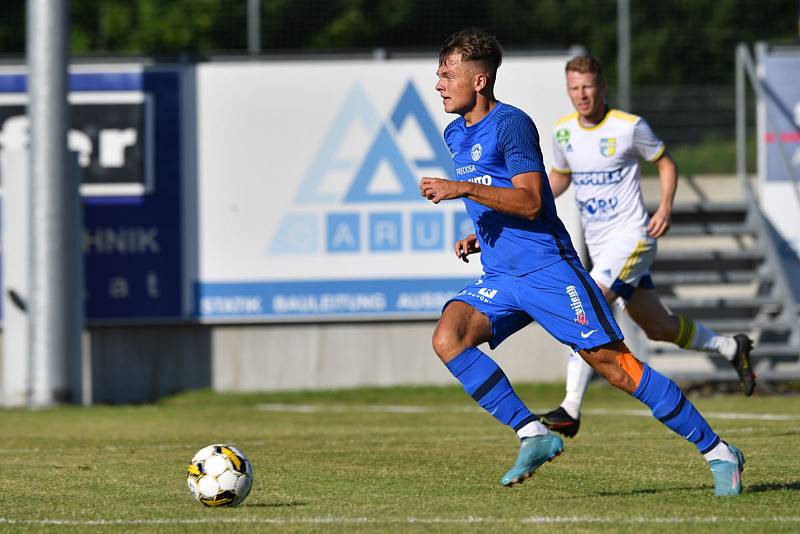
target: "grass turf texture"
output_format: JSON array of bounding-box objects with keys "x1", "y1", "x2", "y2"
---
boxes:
[{"x1": 1, "y1": 383, "x2": 799, "y2": 533}]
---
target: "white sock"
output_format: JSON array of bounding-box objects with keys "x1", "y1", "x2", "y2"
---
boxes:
[
  {"x1": 560, "y1": 351, "x2": 593, "y2": 419},
  {"x1": 703, "y1": 441, "x2": 737, "y2": 463},
  {"x1": 676, "y1": 316, "x2": 737, "y2": 359},
  {"x1": 516, "y1": 420, "x2": 550, "y2": 439}
]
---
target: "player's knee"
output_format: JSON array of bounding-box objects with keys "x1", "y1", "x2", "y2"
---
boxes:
[{"x1": 431, "y1": 327, "x2": 463, "y2": 362}]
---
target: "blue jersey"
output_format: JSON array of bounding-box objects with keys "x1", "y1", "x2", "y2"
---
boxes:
[{"x1": 444, "y1": 102, "x2": 579, "y2": 275}]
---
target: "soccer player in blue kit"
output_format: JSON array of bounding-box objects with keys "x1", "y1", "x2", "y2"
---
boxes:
[{"x1": 419, "y1": 28, "x2": 745, "y2": 496}]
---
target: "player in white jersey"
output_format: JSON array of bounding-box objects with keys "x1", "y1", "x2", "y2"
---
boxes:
[{"x1": 539, "y1": 56, "x2": 756, "y2": 438}]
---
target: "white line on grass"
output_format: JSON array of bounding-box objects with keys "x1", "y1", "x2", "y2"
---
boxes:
[
  {"x1": 255, "y1": 403, "x2": 800, "y2": 421},
  {"x1": 256, "y1": 403, "x2": 466, "y2": 414},
  {"x1": 584, "y1": 408, "x2": 800, "y2": 421},
  {"x1": 2, "y1": 516, "x2": 800, "y2": 526}
]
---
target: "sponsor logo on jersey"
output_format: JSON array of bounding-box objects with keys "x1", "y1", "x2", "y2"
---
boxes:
[
  {"x1": 572, "y1": 168, "x2": 624, "y2": 186},
  {"x1": 466, "y1": 175, "x2": 492, "y2": 185},
  {"x1": 566, "y1": 285, "x2": 588, "y2": 325},
  {"x1": 599, "y1": 137, "x2": 617, "y2": 157},
  {"x1": 471, "y1": 143, "x2": 483, "y2": 161},
  {"x1": 577, "y1": 196, "x2": 619, "y2": 216},
  {"x1": 456, "y1": 164, "x2": 476, "y2": 175},
  {"x1": 556, "y1": 128, "x2": 570, "y2": 147}
]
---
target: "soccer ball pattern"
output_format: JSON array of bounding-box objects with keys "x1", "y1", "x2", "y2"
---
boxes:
[{"x1": 187, "y1": 444, "x2": 253, "y2": 506}]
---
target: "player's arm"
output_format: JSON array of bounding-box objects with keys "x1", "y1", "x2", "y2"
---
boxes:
[
  {"x1": 634, "y1": 118, "x2": 675, "y2": 238},
  {"x1": 648, "y1": 152, "x2": 677, "y2": 238},
  {"x1": 549, "y1": 169, "x2": 572, "y2": 198},
  {"x1": 419, "y1": 172, "x2": 544, "y2": 222}
]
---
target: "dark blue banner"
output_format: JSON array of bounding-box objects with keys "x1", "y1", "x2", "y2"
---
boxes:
[{"x1": 0, "y1": 68, "x2": 183, "y2": 321}]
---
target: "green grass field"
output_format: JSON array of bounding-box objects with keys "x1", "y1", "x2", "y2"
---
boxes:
[{"x1": 1, "y1": 383, "x2": 799, "y2": 533}]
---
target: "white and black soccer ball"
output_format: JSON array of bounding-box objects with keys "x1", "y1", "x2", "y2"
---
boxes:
[{"x1": 186, "y1": 444, "x2": 253, "y2": 506}]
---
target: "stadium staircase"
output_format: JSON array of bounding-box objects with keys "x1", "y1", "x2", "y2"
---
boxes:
[{"x1": 626, "y1": 175, "x2": 800, "y2": 386}]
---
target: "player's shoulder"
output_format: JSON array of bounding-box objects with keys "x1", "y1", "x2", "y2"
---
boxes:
[
  {"x1": 492, "y1": 102, "x2": 538, "y2": 136},
  {"x1": 444, "y1": 116, "x2": 465, "y2": 141},
  {"x1": 555, "y1": 111, "x2": 579, "y2": 126},
  {"x1": 607, "y1": 108, "x2": 642, "y2": 124}
]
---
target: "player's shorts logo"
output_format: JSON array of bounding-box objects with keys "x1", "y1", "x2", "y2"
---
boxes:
[
  {"x1": 565, "y1": 285, "x2": 588, "y2": 325},
  {"x1": 477, "y1": 287, "x2": 498, "y2": 299},
  {"x1": 599, "y1": 137, "x2": 616, "y2": 157},
  {"x1": 471, "y1": 143, "x2": 482, "y2": 161}
]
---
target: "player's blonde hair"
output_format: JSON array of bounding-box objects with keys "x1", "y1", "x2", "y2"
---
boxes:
[
  {"x1": 439, "y1": 28, "x2": 503, "y2": 88},
  {"x1": 565, "y1": 55, "x2": 604, "y2": 83}
]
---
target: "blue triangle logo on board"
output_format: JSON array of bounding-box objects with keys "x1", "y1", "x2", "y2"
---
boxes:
[
  {"x1": 294, "y1": 82, "x2": 380, "y2": 204},
  {"x1": 391, "y1": 81, "x2": 453, "y2": 173},
  {"x1": 271, "y1": 80, "x2": 451, "y2": 254}
]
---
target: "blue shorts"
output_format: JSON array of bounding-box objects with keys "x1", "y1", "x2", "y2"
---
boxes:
[{"x1": 445, "y1": 258, "x2": 623, "y2": 351}]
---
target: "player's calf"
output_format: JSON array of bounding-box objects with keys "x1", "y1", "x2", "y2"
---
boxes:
[{"x1": 584, "y1": 344, "x2": 745, "y2": 496}]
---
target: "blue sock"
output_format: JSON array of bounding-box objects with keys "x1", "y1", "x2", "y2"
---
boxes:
[
  {"x1": 633, "y1": 364, "x2": 720, "y2": 454},
  {"x1": 445, "y1": 347, "x2": 538, "y2": 432}
]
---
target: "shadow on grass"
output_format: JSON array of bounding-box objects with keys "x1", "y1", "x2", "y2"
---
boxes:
[
  {"x1": 746, "y1": 481, "x2": 800, "y2": 493},
  {"x1": 595, "y1": 480, "x2": 800, "y2": 497},
  {"x1": 594, "y1": 485, "x2": 700, "y2": 497},
  {"x1": 244, "y1": 500, "x2": 309, "y2": 508}
]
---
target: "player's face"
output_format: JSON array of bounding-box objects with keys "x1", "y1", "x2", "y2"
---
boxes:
[
  {"x1": 436, "y1": 53, "x2": 478, "y2": 116},
  {"x1": 566, "y1": 70, "x2": 606, "y2": 121}
]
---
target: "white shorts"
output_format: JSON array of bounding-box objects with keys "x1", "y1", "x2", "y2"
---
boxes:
[{"x1": 587, "y1": 232, "x2": 657, "y2": 301}]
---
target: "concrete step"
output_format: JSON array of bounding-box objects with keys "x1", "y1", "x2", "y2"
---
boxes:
[
  {"x1": 651, "y1": 270, "x2": 759, "y2": 285},
  {"x1": 648, "y1": 202, "x2": 748, "y2": 224},
  {"x1": 664, "y1": 222, "x2": 756, "y2": 237},
  {"x1": 652, "y1": 249, "x2": 764, "y2": 272},
  {"x1": 659, "y1": 296, "x2": 784, "y2": 319}
]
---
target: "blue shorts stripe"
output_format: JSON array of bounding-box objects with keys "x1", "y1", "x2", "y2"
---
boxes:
[
  {"x1": 543, "y1": 215, "x2": 619, "y2": 342},
  {"x1": 565, "y1": 258, "x2": 619, "y2": 342}
]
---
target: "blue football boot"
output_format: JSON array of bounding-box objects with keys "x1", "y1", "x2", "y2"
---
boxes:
[
  {"x1": 500, "y1": 433, "x2": 564, "y2": 487},
  {"x1": 709, "y1": 443, "x2": 745, "y2": 496}
]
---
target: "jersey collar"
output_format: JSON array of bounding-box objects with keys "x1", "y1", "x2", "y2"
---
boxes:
[{"x1": 577, "y1": 106, "x2": 612, "y2": 131}]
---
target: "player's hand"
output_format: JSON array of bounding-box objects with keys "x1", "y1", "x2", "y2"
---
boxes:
[
  {"x1": 647, "y1": 208, "x2": 671, "y2": 238},
  {"x1": 454, "y1": 233, "x2": 480, "y2": 262},
  {"x1": 419, "y1": 177, "x2": 463, "y2": 204}
]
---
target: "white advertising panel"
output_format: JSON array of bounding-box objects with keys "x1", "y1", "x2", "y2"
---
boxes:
[
  {"x1": 757, "y1": 47, "x2": 800, "y2": 255},
  {"x1": 195, "y1": 55, "x2": 578, "y2": 321}
]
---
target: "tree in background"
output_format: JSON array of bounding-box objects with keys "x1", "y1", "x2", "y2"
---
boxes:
[{"x1": 0, "y1": 0, "x2": 793, "y2": 86}]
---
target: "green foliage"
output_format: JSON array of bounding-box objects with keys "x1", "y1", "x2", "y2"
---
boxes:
[
  {"x1": 1, "y1": 384, "x2": 799, "y2": 531},
  {"x1": 70, "y1": 0, "x2": 236, "y2": 55},
  {"x1": 0, "y1": 0, "x2": 796, "y2": 82}
]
